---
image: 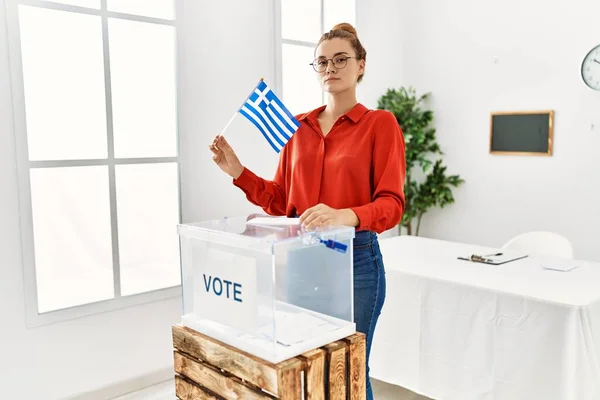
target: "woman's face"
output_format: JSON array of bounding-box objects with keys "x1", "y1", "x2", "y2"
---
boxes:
[{"x1": 313, "y1": 38, "x2": 365, "y2": 94}]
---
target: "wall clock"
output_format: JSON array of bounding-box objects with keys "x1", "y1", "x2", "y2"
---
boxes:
[{"x1": 581, "y1": 44, "x2": 600, "y2": 91}]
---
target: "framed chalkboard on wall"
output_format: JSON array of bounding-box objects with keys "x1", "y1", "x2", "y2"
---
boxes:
[{"x1": 489, "y1": 110, "x2": 554, "y2": 156}]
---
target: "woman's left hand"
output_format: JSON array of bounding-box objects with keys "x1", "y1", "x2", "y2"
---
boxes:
[{"x1": 299, "y1": 204, "x2": 359, "y2": 230}]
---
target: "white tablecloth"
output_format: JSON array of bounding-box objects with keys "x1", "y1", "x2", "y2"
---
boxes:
[{"x1": 369, "y1": 236, "x2": 600, "y2": 400}]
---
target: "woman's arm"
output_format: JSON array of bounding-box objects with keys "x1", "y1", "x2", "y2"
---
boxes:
[
  {"x1": 350, "y1": 111, "x2": 406, "y2": 233},
  {"x1": 232, "y1": 145, "x2": 289, "y2": 216},
  {"x1": 210, "y1": 135, "x2": 288, "y2": 216}
]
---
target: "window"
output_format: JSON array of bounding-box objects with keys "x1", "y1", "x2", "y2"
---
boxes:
[
  {"x1": 6, "y1": 0, "x2": 180, "y2": 326},
  {"x1": 278, "y1": 0, "x2": 355, "y2": 115}
]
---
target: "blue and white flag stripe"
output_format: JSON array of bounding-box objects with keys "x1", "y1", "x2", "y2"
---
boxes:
[{"x1": 239, "y1": 80, "x2": 300, "y2": 153}]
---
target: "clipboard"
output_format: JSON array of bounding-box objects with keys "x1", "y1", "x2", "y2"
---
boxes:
[{"x1": 457, "y1": 252, "x2": 528, "y2": 265}]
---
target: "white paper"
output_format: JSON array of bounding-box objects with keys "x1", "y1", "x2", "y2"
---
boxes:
[
  {"x1": 194, "y1": 247, "x2": 258, "y2": 333},
  {"x1": 246, "y1": 217, "x2": 301, "y2": 226},
  {"x1": 272, "y1": 311, "x2": 339, "y2": 346},
  {"x1": 542, "y1": 261, "x2": 579, "y2": 272}
]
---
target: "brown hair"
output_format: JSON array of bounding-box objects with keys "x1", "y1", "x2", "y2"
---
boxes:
[{"x1": 316, "y1": 23, "x2": 367, "y2": 82}]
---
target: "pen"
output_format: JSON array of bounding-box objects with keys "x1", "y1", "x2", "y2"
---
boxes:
[{"x1": 470, "y1": 252, "x2": 502, "y2": 263}]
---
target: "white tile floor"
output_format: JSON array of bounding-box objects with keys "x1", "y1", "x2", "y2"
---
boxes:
[
  {"x1": 112, "y1": 378, "x2": 431, "y2": 400},
  {"x1": 111, "y1": 381, "x2": 173, "y2": 400}
]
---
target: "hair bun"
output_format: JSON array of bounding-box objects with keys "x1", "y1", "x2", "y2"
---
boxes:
[{"x1": 331, "y1": 22, "x2": 358, "y2": 38}]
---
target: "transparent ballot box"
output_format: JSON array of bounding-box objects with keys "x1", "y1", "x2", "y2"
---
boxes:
[{"x1": 178, "y1": 215, "x2": 356, "y2": 363}]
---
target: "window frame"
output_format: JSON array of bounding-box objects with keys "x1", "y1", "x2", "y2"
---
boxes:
[
  {"x1": 5, "y1": 0, "x2": 182, "y2": 328},
  {"x1": 274, "y1": 0, "x2": 323, "y2": 106}
]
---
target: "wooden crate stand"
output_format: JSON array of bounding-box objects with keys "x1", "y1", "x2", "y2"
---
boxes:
[{"x1": 172, "y1": 325, "x2": 366, "y2": 400}]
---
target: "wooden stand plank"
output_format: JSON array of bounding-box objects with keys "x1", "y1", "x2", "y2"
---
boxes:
[
  {"x1": 343, "y1": 333, "x2": 367, "y2": 400},
  {"x1": 175, "y1": 375, "x2": 220, "y2": 400},
  {"x1": 324, "y1": 342, "x2": 347, "y2": 400},
  {"x1": 298, "y1": 349, "x2": 326, "y2": 400},
  {"x1": 174, "y1": 351, "x2": 275, "y2": 400},
  {"x1": 277, "y1": 360, "x2": 303, "y2": 400}
]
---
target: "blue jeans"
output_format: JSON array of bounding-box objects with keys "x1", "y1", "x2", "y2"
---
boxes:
[{"x1": 353, "y1": 230, "x2": 386, "y2": 400}]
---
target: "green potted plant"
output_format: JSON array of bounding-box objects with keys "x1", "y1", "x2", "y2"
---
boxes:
[{"x1": 377, "y1": 87, "x2": 464, "y2": 236}]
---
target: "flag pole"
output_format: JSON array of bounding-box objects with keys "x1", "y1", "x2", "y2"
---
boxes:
[
  {"x1": 219, "y1": 77, "x2": 264, "y2": 138},
  {"x1": 219, "y1": 110, "x2": 238, "y2": 137}
]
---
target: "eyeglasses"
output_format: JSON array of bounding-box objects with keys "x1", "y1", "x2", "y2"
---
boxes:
[{"x1": 309, "y1": 56, "x2": 355, "y2": 72}]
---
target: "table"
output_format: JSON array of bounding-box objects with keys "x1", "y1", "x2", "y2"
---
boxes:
[{"x1": 369, "y1": 235, "x2": 600, "y2": 400}]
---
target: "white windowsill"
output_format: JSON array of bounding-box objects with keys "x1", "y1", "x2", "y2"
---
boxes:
[{"x1": 25, "y1": 284, "x2": 182, "y2": 328}]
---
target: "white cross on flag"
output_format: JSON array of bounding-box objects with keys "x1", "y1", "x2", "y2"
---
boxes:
[{"x1": 238, "y1": 79, "x2": 300, "y2": 153}]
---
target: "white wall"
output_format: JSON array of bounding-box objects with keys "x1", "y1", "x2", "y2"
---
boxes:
[
  {"x1": 0, "y1": 0, "x2": 276, "y2": 398},
  {"x1": 361, "y1": 0, "x2": 600, "y2": 260},
  {"x1": 355, "y1": 0, "x2": 404, "y2": 109}
]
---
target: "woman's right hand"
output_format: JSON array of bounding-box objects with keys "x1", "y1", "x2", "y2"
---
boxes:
[{"x1": 209, "y1": 135, "x2": 244, "y2": 179}]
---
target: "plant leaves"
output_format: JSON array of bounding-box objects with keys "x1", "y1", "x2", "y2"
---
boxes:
[{"x1": 377, "y1": 87, "x2": 465, "y2": 234}]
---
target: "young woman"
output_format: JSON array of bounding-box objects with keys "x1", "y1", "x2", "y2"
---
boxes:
[{"x1": 209, "y1": 22, "x2": 406, "y2": 399}]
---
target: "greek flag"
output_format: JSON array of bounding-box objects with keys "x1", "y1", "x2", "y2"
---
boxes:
[{"x1": 239, "y1": 80, "x2": 300, "y2": 153}]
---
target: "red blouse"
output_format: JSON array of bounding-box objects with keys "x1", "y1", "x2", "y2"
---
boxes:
[{"x1": 233, "y1": 103, "x2": 406, "y2": 233}]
